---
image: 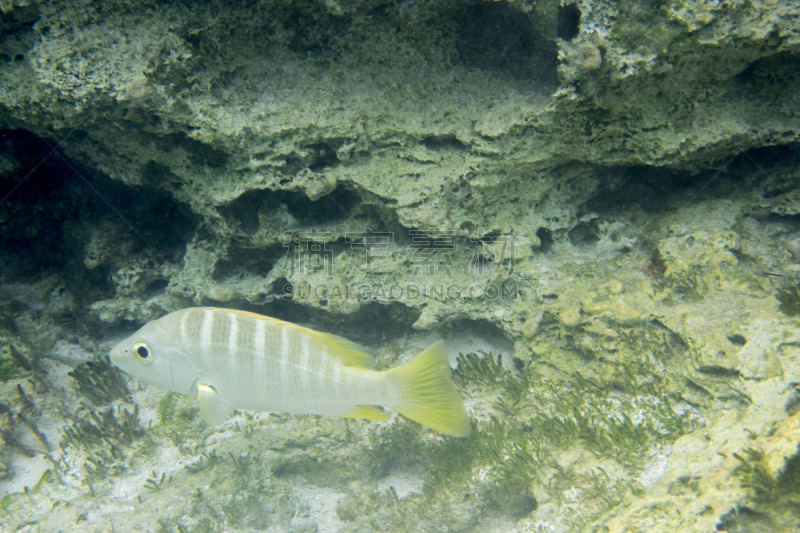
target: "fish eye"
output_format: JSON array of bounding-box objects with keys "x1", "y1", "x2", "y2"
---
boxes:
[{"x1": 132, "y1": 341, "x2": 154, "y2": 364}]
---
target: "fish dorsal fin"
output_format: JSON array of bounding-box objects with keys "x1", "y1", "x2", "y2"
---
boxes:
[
  {"x1": 214, "y1": 308, "x2": 373, "y2": 369},
  {"x1": 197, "y1": 383, "x2": 233, "y2": 425},
  {"x1": 307, "y1": 330, "x2": 373, "y2": 369}
]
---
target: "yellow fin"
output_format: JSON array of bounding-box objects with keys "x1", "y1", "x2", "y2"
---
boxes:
[
  {"x1": 385, "y1": 340, "x2": 471, "y2": 437},
  {"x1": 341, "y1": 405, "x2": 390, "y2": 421},
  {"x1": 213, "y1": 308, "x2": 309, "y2": 331},
  {"x1": 214, "y1": 307, "x2": 373, "y2": 368},
  {"x1": 309, "y1": 330, "x2": 373, "y2": 369},
  {"x1": 197, "y1": 383, "x2": 233, "y2": 426}
]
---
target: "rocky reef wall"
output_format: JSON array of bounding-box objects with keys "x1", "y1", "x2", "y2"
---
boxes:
[{"x1": 1, "y1": 1, "x2": 800, "y2": 531}]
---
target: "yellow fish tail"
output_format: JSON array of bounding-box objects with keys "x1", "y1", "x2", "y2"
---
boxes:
[{"x1": 386, "y1": 340, "x2": 471, "y2": 437}]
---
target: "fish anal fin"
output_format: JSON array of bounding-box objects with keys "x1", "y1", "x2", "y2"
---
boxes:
[
  {"x1": 197, "y1": 383, "x2": 233, "y2": 425},
  {"x1": 341, "y1": 405, "x2": 390, "y2": 421}
]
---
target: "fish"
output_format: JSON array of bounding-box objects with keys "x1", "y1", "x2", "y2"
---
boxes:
[{"x1": 109, "y1": 307, "x2": 471, "y2": 437}]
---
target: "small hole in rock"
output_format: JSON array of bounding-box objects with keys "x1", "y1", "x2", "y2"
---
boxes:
[
  {"x1": 557, "y1": 4, "x2": 581, "y2": 40},
  {"x1": 536, "y1": 227, "x2": 554, "y2": 252},
  {"x1": 727, "y1": 334, "x2": 747, "y2": 346}
]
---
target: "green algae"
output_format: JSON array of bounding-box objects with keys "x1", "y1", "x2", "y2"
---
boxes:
[
  {"x1": 61, "y1": 404, "x2": 150, "y2": 483},
  {"x1": 725, "y1": 445, "x2": 800, "y2": 532},
  {"x1": 157, "y1": 391, "x2": 199, "y2": 426},
  {"x1": 776, "y1": 284, "x2": 800, "y2": 317},
  {"x1": 68, "y1": 361, "x2": 130, "y2": 406},
  {"x1": 0, "y1": 344, "x2": 35, "y2": 382},
  {"x1": 0, "y1": 354, "x2": 23, "y2": 382},
  {"x1": 158, "y1": 392, "x2": 179, "y2": 424},
  {"x1": 328, "y1": 336, "x2": 696, "y2": 531}
]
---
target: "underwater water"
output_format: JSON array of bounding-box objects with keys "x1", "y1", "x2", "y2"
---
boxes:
[{"x1": 1, "y1": 1, "x2": 800, "y2": 531}]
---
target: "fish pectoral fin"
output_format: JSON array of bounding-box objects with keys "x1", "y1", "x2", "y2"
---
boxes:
[
  {"x1": 340, "y1": 405, "x2": 390, "y2": 421},
  {"x1": 197, "y1": 383, "x2": 233, "y2": 425}
]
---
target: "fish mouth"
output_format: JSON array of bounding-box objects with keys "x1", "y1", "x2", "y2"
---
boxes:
[
  {"x1": 107, "y1": 352, "x2": 132, "y2": 377},
  {"x1": 108, "y1": 339, "x2": 128, "y2": 366},
  {"x1": 107, "y1": 346, "x2": 124, "y2": 368}
]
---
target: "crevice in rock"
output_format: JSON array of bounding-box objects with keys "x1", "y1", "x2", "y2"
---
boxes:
[
  {"x1": 306, "y1": 141, "x2": 342, "y2": 171},
  {"x1": 447, "y1": 1, "x2": 559, "y2": 82},
  {"x1": 446, "y1": 317, "x2": 514, "y2": 354},
  {"x1": 0, "y1": 128, "x2": 195, "y2": 293},
  {"x1": 222, "y1": 185, "x2": 360, "y2": 236},
  {"x1": 212, "y1": 243, "x2": 283, "y2": 283},
  {"x1": 422, "y1": 135, "x2": 469, "y2": 152},
  {"x1": 557, "y1": 3, "x2": 581, "y2": 41},
  {"x1": 577, "y1": 144, "x2": 800, "y2": 221},
  {"x1": 734, "y1": 50, "x2": 800, "y2": 94},
  {"x1": 163, "y1": 132, "x2": 228, "y2": 168}
]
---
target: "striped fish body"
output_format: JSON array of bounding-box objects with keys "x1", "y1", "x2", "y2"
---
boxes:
[
  {"x1": 109, "y1": 307, "x2": 471, "y2": 436},
  {"x1": 179, "y1": 307, "x2": 389, "y2": 417}
]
